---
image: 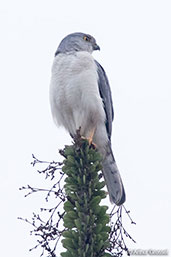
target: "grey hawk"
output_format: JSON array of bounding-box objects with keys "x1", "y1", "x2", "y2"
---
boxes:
[{"x1": 49, "y1": 32, "x2": 125, "y2": 205}]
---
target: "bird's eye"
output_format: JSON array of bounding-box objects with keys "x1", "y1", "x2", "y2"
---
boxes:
[{"x1": 83, "y1": 36, "x2": 90, "y2": 42}]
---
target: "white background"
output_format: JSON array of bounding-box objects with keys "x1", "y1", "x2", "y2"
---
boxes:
[{"x1": 0, "y1": 0, "x2": 171, "y2": 256}]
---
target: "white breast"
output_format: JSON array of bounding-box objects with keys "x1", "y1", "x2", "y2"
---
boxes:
[{"x1": 49, "y1": 51, "x2": 107, "y2": 142}]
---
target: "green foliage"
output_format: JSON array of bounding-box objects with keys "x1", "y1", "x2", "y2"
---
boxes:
[{"x1": 61, "y1": 138, "x2": 111, "y2": 257}]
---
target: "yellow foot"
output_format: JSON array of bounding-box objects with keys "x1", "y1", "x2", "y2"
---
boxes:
[
  {"x1": 87, "y1": 137, "x2": 96, "y2": 148},
  {"x1": 80, "y1": 127, "x2": 97, "y2": 148},
  {"x1": 81, "y1": 136, "x2": 96, "y2": 148},
  {"x1": 88, "y1": 127, "x2": 96, "y2": 148},
  {"x1": 90, "y1": 142, "x2": 97, "y2": 149}
]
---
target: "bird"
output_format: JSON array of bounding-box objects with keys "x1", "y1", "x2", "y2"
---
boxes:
[{"x1": 49, "y1": 32, "x2": 126, "y2": 205}]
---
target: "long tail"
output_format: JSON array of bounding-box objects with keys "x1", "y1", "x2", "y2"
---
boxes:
[{"x1": 102, "y1": 143, "x2": 126, "y2": 205}]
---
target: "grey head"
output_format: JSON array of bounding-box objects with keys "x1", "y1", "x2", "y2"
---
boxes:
[{"x1": 55, "y1": 32, "x2": 100, "y2": 56}]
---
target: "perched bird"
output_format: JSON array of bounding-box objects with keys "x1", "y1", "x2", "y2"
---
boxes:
[{"x1": 49, "y1": 32, "x2": 125, "y2": 205}]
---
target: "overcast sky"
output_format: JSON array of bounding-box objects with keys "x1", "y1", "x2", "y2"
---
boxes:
[{"x1": 0, "y1": 0, "x2": 171, "y2": 256}]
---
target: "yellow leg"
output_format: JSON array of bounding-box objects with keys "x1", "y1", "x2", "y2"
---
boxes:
[
  {"x1": 80, "y1": 127, "x2": 96, "y2": 147},
  {"x1": 87, "y1": 127, "x2": 96, "y2": 145}
]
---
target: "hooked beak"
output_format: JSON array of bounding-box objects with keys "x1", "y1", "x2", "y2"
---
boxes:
[{"x1": 93, "y1": 43, "x2": 100, "y2": 51}]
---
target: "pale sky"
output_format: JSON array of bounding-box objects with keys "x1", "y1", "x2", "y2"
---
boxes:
[{"x1": 0, "y1": 0, "x2": 171, "y2": 256}]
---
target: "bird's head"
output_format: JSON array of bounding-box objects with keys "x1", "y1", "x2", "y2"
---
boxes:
[{"x1": 55, "y1": 32, "x2": 100, "y2": 56}]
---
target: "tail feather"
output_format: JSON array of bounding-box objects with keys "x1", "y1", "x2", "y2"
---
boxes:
[{"x1": 102, "y1": 144, "x2": 126, "y2": 205}]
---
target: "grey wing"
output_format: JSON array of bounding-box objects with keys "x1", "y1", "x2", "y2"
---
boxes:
[
  {"x1": 95, "y1": 61, "x2": 126, "y2": 205},
  {"x1": 95, "y1": 60, "x2": 114, "y2": 140}
]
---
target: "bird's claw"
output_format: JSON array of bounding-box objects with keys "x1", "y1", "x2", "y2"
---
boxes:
[
  {"x1": 88, "y1": 138, "x2": 96, "y2": 149},
  {"x1": 81, "y1": 136, "x2": 96, "y2": 149}
]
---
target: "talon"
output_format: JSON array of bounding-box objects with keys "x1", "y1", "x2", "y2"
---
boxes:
[
  {"x1": 88, "y1": 138, "x2": 96, "y2": 148},
  {"x1": 80, "y1": 127, "x2": 96, "y2": 148},
  {"x1": 90, "y1": 142, "x2": 97, "y2": 149},
  {"x1": 88, "y1": 127, "x2": 96, "y2": 147},
  {"x1": 81, "y1": 136, "x2": 96, "y2": 148},
  {"x1": 88, "y1": 137, "x2": 93, "y2": 145}
]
